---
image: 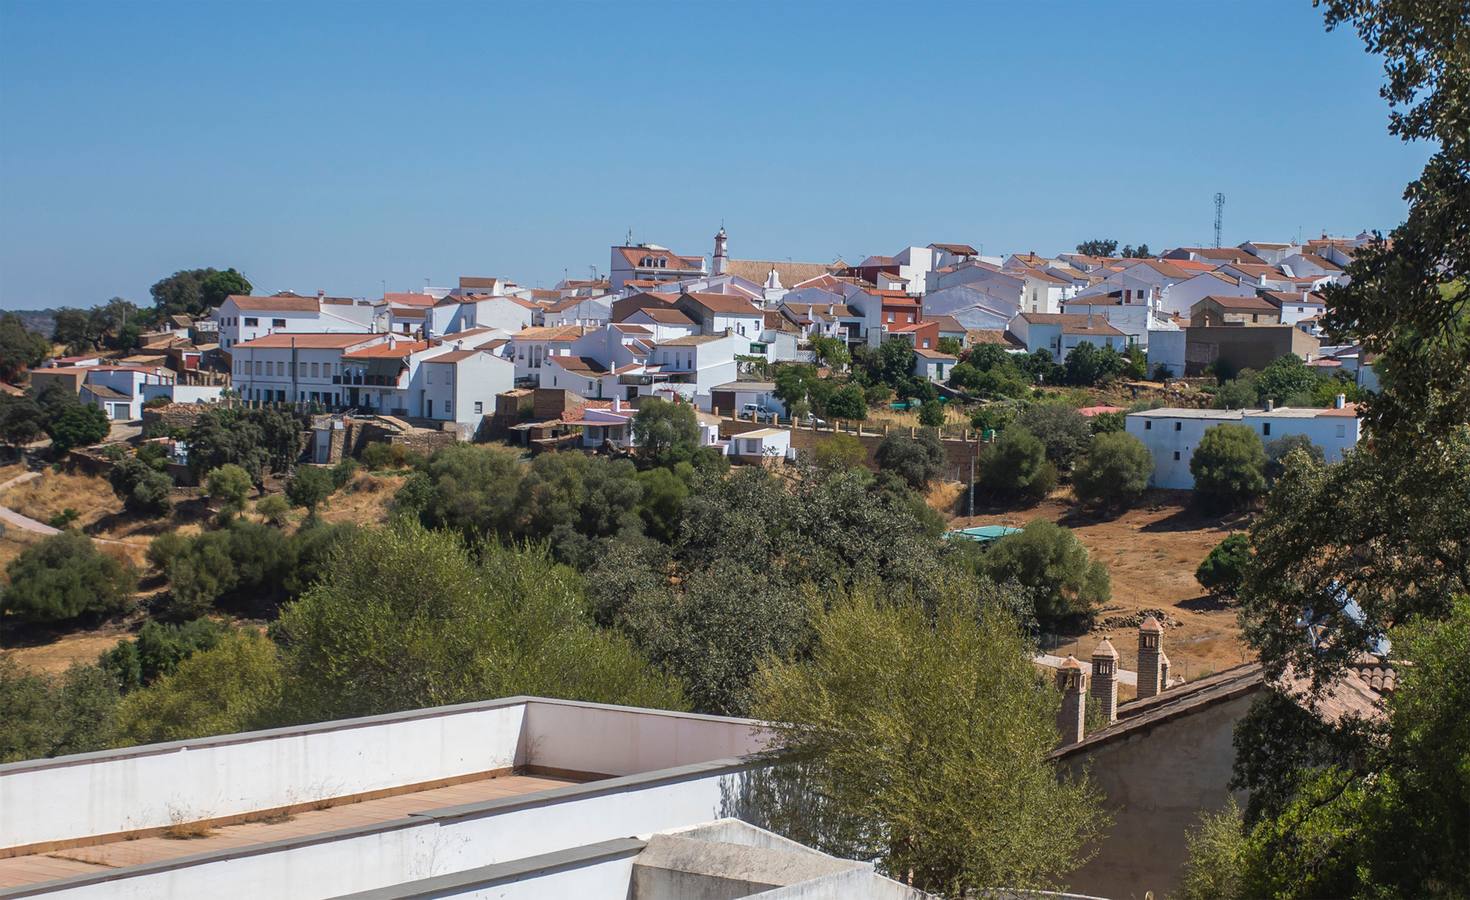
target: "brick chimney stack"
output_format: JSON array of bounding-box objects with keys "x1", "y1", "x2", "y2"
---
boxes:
[
  {"x1": 1091, "y1": 638, "x2": 1119, "y2": 723},
  {"x1": 1138, "y1": 616, "x2": 1165, "y2": 699},
  {"x1": 1055, "y1": 655, "x2": 1088, "y2": 746}
]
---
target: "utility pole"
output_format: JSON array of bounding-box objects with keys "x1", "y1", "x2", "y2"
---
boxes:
[
  {"x1": 968, "y1": 448, "x2": 976, "y2": 518},
  {"x1": 1213, "y1": 192, "x2": 1225, "y2": 248}
]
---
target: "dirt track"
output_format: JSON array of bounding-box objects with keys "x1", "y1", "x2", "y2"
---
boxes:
[{"x1": 951, "y1": 491, "x2": 1252, "y2": 683}]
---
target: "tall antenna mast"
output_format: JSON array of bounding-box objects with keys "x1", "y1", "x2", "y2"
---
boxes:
[{"x1": 1213, "y1": 193, "x2": 1225, "y2": 248}]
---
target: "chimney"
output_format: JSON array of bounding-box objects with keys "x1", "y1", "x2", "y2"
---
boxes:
[
  {"x1": 1265, "y1": 398, "x2": 1275, "y2": 412},
  {"x1": 317, "y1": 289, "x2": 325, "y2": 299},
  {"x1": 1091, "y1": 638, "x2": 1119, "y2": 723},
  {"x1": 612, "y1": 396, "x2": 622, "y2": 413},
  {"x1": 1138, "y1": 616, "x2": 1165, "y2": 699},
  {"x1": 1055, "y1": 656, "x2": 1088, "y2": 746},
  {"x1": 1335, "y1": 393, "x2": 1346, "y2": 409}
]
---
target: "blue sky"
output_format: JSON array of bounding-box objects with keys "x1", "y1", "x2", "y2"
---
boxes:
[{"x1": 0, "y1": 0, "x2": 1433, "y2": 310}]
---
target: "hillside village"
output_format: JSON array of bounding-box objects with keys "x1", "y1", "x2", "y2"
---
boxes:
[
  {"x1": 0, "y1": 228, "x2": 1391, "y2": 897},
  {"x1": 2, "y1": 0, "x2": 1467, "y2": 895}
]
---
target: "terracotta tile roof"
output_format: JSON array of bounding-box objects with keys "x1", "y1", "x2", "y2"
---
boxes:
[
  {"x1": 383, "y1": 292, "x2": 437, "y2": 308},
  {"x1": 927, "y1": 315, "x2": 966, "y2": 333},
  {"x1": 343, "y1": 340, "x2": 431, "y2": 360},
  {"x1": 725, "y1": 259, "x2": 841, "y2": 287},
  {"x1": 234, "y1": 333, "x2": 380, "y2": 350},
  {"x1": 513, "y1": 326, "x2": 588, "y2": 342},
  {"x1": 613, "y1": 323, "x2": 652, "y2": 335},
  {"x1": 546, "y1": 293, "x2": 611, "y2": 312},
  {"x1": 657, "y1": 333, "x2": 726, "y2": 347},
  {"x1": 1261, "y1": 290, "x2": 1325, "y2": 307},
  {"x1": 1296, "y1": 252, "x2": 1342, "y2": 271},
  {"x1": 552, "y1": 356, "x2": 609, "y2": 375},
  {"x1": 459, "y1": 276, "x2": 501, "y2": 290},
  {"x1": 1196, "y1": 294, "x2": 1279, "y2": 313},
  {"x1": 423, "y1": 349, "x2": 485, "y2": 364},
  {"x1": 226, "y1": 294, "x2": 319, "y2": 312},
  {"x1": 914, "y1": 348, "x2": 957, "y2": 360},
  {"x1": 626, "y1": 307, "x2": 696, "y2": 325},
  {"x1": 1018, "y1": 313, "x2": 1125, "y2": 336},
  {"x1": 681, "y1": 292, "x2": 761, "y2": 315},
  {"x1": 616, "y1": 246, "x2": 704, "y2": 270},
  {"x1": 967, "y1": 329, "x2": 1024, "y2": 347},
  {"x1": 930, "y1": 243, "x2": 978, "y2": 255}
]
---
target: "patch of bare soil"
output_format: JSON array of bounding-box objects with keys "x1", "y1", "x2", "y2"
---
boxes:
[
  {"x1": 316, "y1": 473, "x2": 407, "y2": 526},
  {"x1": 952, "y1": 489, "x2": 1253, "y2": 682}
]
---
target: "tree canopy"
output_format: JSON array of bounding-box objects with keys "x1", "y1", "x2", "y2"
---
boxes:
[
  {"x1": 751, "y1": 585, "x2": 1106, "y2": 895},
  {"x1": 150, "y1": 267, "x2": 252, "y2": 318}
]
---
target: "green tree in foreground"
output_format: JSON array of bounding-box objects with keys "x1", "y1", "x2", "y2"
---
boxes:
[
  {"x1": 273, "y1": 520, "x2": 684, "y2": 721},
  {"x1": 1186, "y1": 597, "x2": 1470, "y2": 899},
  {"x1": 0, "y1": 314, "x2": 51, "y2": 384},
  {"x1": 1071, "y1": 431, "x2": 1152, "y2": 509},
  {"x1": 1190, "y1": 423, "x2": 1265, "y2": 509},
  {"x1": 751, "y1": 586, "x2": 1106, "y2": 895},
  {"x1": 975, "y1": 520, "x2": 1108, "y2": 627},
  {"x1": 112, "y1": 631, "x2": 284, "y2": 745},
  {"x1": 1264, "y1": 433, "x2": 1324, "y2": 484},
  {"x1": 1196, "y1": 533, "x2": 1250, "y2": 600},
  {"x1": 1, "y1": 532, "x2": 135, "y2": 624},
  {"x1": 0, "y1": 660, "x2": 118, "y2": 762}
]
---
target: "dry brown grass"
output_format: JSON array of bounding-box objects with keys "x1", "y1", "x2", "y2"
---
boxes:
[
  {"x1": 0, "y1": 470, "x2": 122, "y2": 528},
  {"x1": 162, "y1": 820, "x2": 215, "y2": 840},
  {"x1": 951, "y1": 492, "x2": 1252, "y2": 681},
  {"x1": 0, "y1": 528, "x2": 42, "y2": 573},
  {"x1": 863, "y1": 403, "x2": 973, "y2": 429},
  {"x1": 317, "y1": 473, "x2": 406, "y2": 526}
]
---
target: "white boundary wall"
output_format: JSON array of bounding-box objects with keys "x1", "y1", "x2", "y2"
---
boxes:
[
  {"x1": 0, "y1": 698, "x2": 769, "y2": 900},
  {"x1": 11, "y1": 763, "x2": 754, "y2": 900},
  {"x1": 0, "y1": 701, "x2": 529, "y2": 851}
]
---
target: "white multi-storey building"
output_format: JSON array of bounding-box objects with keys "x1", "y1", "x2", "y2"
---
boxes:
[
  {"x1": 1126, "y1": 400, "x2": 1362, "y2": 489},
  {"x1": 214, "y1": 294, "x2": 378, "y2": 350}
]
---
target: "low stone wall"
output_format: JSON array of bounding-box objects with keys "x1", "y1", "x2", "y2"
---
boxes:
[
  {"x1": 141, "y1": 402, "x2": 210, "y2": 433},
  {"x1": 720, "y1": 419, "x2": 983, "y2": 481}
]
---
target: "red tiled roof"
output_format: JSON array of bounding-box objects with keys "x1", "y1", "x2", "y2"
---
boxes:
[
  {"x1": 681, "y1": 292, "x2": 760, "y2": 315},
  {"x1": 225, "y1": 294, "x2": 320, "y2": 312},
  {"x1": 343, "y1": 340, "x2": 431, "y2": 360}
]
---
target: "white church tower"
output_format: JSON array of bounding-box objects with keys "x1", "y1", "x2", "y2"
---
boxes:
[{"x1": 712, "y1": 226, "x2": 728, "y2": 276}]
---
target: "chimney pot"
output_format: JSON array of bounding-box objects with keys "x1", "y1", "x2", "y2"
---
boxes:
[
  {"x1": 1055, "y1": 656, "x2": 1088, "y2": 745},
  {"x1": 1266, "y1": 398, "x2": 1275, "y2": 412},
  {"x1": 1335, "y1": 393, "x2": 1346, "y2": 409},
  {"x1": 1091, "y1": 638, "x2": 1119, "y2": 724},
  {"x1": 1138, "y1": 616, "x2": 1165, "y2": 699}
]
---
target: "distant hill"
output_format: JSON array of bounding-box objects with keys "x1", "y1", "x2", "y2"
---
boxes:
[{"x1": 4, "y1": 309, "x2": 58, "y2": 337}]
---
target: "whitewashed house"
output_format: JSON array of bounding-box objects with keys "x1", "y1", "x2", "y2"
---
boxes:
[
  {"x1": 214, "y1": 294, "x2": 377, "y2": 350},
  {"x1": 1160, "y1": 270, "x2": 1257, "y2": 317},
  {"x1": 1126, "y1": 400, "x2": 1361, "y2": 489},
  {"x1": 507, "y1": 325, "x2": 589, "y2": 386},
  {"x1": 230, "y1": 333, "x2": 386, "y2": 406},
  {"x1": 418, "y1": 348, "x2": 515, "y2": 431},
  {"x1": 1008, "y1": 313, "x2": 1127, "y2": 361},
  {"x1": 1263, "y1": 290, "x2": 1328, "y2": 327}
]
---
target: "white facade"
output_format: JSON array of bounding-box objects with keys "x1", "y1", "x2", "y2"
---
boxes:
[
  {"x1": 418, "y1": 350, "x2": 515, "y2": 428},
  {"x1": 1160, "y1": 271, "x2": 1256, "y2": 317},
  {"x1": 230, "y1": 334, "x2": 385, "y2": 406},
  {"x1": 214, "y1": 295, "x2": 377, "y2": 350},
  {"x1": 1126, "y1": 405, "x2": 1361, "y2": 489},
  {"x1": 920, "y1": 283, "x2": 1015, "y2": 331}
]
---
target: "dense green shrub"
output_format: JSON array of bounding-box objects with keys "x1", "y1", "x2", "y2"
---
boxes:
[
  {"x1": 1072, "y1": 432, "x2": 1153, "y2": 508},
  {"x1": 1195, "y1": 533, "x2": 1251, "y2": 599},
  {"x1": 109, "y1": 455, "x2": 173, "y2": 516},
  {"x1": 1191, "y1": 424, "x2": 1267, "y2": 509},
  {"x1": 1017, "y1": 403, "x2": 1091, "y2": 471},
  {"x1": 286, "y1": 465, "x2": 336, "y2": 513},
  {"x1": 978, "y1": 426, "x2": 1056, "y2": 502},
  {"x1": 974, "y1": 520, "x2": 1109, "y2": 627},
  {"x1": 874, "y1": 429, "x2": 947, "y2": 490},
  {"x1": 1, "y1": 532, "x2": 135, "y2": 624}
]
